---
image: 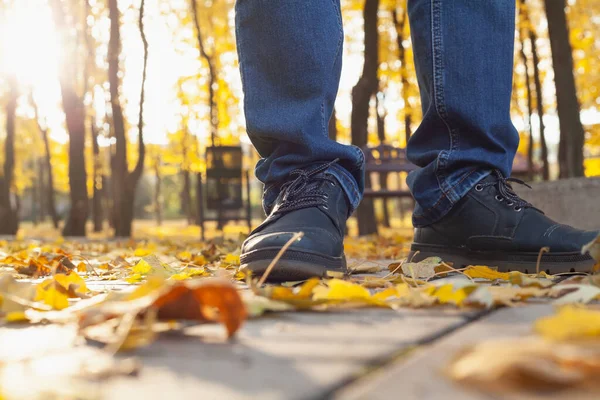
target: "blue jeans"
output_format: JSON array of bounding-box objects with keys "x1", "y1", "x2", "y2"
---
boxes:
[{"x1": 235, "y1": 0, "x2": 519, "y2": 227}]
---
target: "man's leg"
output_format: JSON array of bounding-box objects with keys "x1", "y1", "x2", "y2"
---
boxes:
[
  {"x1": 406, "y1": 0, "x2": 597, "y2": 272},
  {"x1": 235, "y1": 0, "x2": 363, "y2": 281}
]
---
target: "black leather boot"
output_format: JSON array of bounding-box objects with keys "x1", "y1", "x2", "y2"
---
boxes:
[
  {"x1": 240, "y1": 161, "x2": 349, "y2": 282},
  {"x1": 409, "y1": 171, "x2": 598, "y2": 274}
]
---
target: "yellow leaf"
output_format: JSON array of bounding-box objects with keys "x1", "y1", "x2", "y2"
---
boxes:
[
  {"x1": 77, "y1": 262, "x2": 87, "y2": 273},
  {"x1": 426, "y1": 283, "x2": 477, "y2": 306},
  {"x1": 464, "y1": 266, "x2": 510, "y2": 281},
  {"x1": 177, "y1": 251, "x2": 193, "y2": 261},
  {"x1": 134, "y1": 248, "x2": 152, "y2": 257},
  {"x1": 133, "y1": 259, "x2": 153, "y2": 275},
  {"x1": 5, "y1": 311, "x2": 28, "y2": 322},
  {"x1": 54, "y1": 272, "x2": 89, "y2": 296},
  {"x1": 313, "y1": 279, "x2": 371, "y2": 301},
  {"x1": 169, "y1": 267, "x2": 209, "y2": 281},
  {"x1": 535, "y1": 306, "x2": 600, "y2": 340},
  {"x1": 222, "y1": 254, "x2": 240, "y2": 266},
  {"x1": 35, "y1": 283, "x2": 69, "y2": 310},
  {"x1": 372, "y1": 286, "x2": 402, "y2": 301},
  {"x1": 125, "y1": 273, "x2": 144, "y2": 284},
  {"x1": 126, "y1": 276, "x2": 166, "y2": 301}
]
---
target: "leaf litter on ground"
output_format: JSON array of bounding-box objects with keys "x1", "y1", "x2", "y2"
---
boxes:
[
  {"x1": 447, "y1": 237, "x2": 600, "y2": 395},
  {"x1": 0, "y1": 232, "x2": 599, "y2": 396}
]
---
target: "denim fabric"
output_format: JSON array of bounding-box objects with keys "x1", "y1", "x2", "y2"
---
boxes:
[
  {"x1": 235, "y1": 0, "x2": 519, "y2": 225},
  {"x1": 235, "y1": 0, "x2": 364, "y2": 215},
  {"x1": 406, "y1": 0, "x2": 519, "y2": 226}
]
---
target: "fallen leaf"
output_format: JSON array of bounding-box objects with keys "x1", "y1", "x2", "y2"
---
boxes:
[
  {"x1": 426, "y1": 278, "x2": 478, "y2": 306},
  {"x1": 34, "y1": 282, "x2": 70, "y2": 310},
  {"x1": 535, "y1": 306, "x2": 600, "y2": 340},
  {"x1": 243, "y1": 294, "x2": 294, "y2": 317},
  {"x1": 552, "y1": 284, "x2": 600, "y2": 305},
  {"x1": 448, "y1": 337, "x2": 600, "y2": 392},
  {"x1": 400, "y1": 257, "x2": 452, "y2": 279},
  {"x1": 153, "y1": 279, "x2": 246, "y2": 337},
  {"x1": 464, "y1": 265, "x2": 511, "y2": 281},
  {"x1": 312, "y1": 279, "x2": 390, "y2": 307}
]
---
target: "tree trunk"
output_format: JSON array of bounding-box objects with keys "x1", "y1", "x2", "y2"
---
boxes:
[
  {"x1": 50, "y1": 0, "x2": 88, "y2": 236},
  {"x1": 392, "y1": 7, "x2": 412, "y2": 145},
  {"x1": 190, "y1": 0, "x2": 222, "y2": 227},
  {"x1": 37, "y1": 158, "x2": 46, "y2": 223},
  {"x1": 180, "y1": 127, "x2": 195, "y2": 224},
  {"x1": 108, "y1": 0, "x2": 147, "y2": 237},
  {"x1": 518, "y1": 3, "x2": 535, "y2": 181},
  {"x1": 544, "y1": 0, "x2": 585, "y2": 178},
  {"x1": 154, "y1": 160, "x2": 163, "y2": 226},
  {"x1": 529, "y1": 29, "x2": 550, "y2": 180},
  {"x1": 91, "y1": 122, "x2": 103, "y2": 232},
  {"x1": 32, "y1": 95, "x2": 60, "y2": 228},
  {"x1": 190, "y1": 0, "x2": 218, "y2": 146},
  {"x1": 375, "y1": 93, "x2": 390, "y2": 228},
  {"x1": 181, "y1": 169, "x2": 194, "y2": 224},
  {"x1": 351, "y1": 0, "x2": 379, "y2": 236},
  {"x1": 0, "y1": 77, "x2": 19, "y2": 235}
]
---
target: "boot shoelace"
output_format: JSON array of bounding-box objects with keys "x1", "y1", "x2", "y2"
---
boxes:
[
  {"x1": 475, "y1": 170, "x2": 534, "y2": 212},
  {"x1": 273, "y1": 159, "x2": 339, "y2": 215}
]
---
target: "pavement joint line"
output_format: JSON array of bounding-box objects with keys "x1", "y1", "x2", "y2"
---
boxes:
[{"x1": 314, "y1": 307, "x2": 497, "y2": 400}]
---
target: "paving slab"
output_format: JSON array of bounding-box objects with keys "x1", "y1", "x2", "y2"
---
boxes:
[
  {"x1": 0, "y1": 308, "x2": 479, "y2": 400},
  {"x1": 335, "y1": 305, "x2": 597, "y2": 400}
]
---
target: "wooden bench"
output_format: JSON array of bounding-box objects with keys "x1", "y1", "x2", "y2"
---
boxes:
[{"x1": 362, "y1": 144, "x2": 418, "y2": 199}]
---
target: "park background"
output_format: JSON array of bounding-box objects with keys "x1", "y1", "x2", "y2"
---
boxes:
[{"x1": 0, "y1": 0, "x2": 598, "y2": 239}]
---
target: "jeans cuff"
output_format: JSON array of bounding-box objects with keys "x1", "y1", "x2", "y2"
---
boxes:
[
  {"x1": 326, "y1": 163, "x2": 362, "y2": 214},
  {"x1": 411, "y1": 169, "x2": 492, "y2": 227}
]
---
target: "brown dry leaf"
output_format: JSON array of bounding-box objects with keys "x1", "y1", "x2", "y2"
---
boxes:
[
  {"x1": 0, "y1": 274, "x2": 39, "y2": 319},
  {"x1": 348, "y1": 261, "x2": 384, "y2": 274},
  {"x1": 486, "y1": 286, "x2": 550, "y2": 305},
  {"x1": 14, "y1": 259, "x2": 52, "y2": 277},
  {"x1": 400, "y1": 257, "x2": 453, "y2": 279},
  {"x1": 509, "y1": 272, "x2": 555, "y2": 288},
  {"x1": 551, "y1": 284, "x2": 600, "y2": 304},
  {"x1": 447, "y1": 337, "x2": 600, "y2": 392}
]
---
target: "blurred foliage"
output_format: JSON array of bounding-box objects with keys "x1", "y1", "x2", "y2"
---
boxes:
[{"x1": 0, "y1": 0, "x2": 598, "y2": 229}]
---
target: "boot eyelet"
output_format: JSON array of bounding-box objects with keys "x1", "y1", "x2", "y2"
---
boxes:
[
  {"x1": 514, "y1": 206, "x2": 522, "y2": 212},
  {"x1": 475, "y1": 184, "x2": 484, "y2": 192},
  {"x1": 506, "y1": 202, "x2": 514, "y2": 206},
  {"x1": 322, "y1": 205, "x2": 329, "y2": 210},
  {"x1": 495, "y1": 195, "x2": 503, "y2": 202}
]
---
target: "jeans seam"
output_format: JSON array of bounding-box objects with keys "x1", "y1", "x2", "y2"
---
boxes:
[
  {"x1": 322, "y1": 0, "x2": 344, "y2": 140},
  {"x1": 412, "y1": 168, "x2": 484, "y2": 221},
  {"x1": 330, "y1": 164, "x2": 360, "y2": 200},
  {"x1": 431, "y1": 0, "x2": 460, "y2": 201},
  {"x1": 412, "y1": 192, "x2": 449, "y2": 220}
]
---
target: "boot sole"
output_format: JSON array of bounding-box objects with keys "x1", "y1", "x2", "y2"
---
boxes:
[
  {"x1": 240, "y1": 248, "x2": 347, "y2": 282},
  {"x1": 409, "y1": 243, "x2": 594, "y2": 274}
]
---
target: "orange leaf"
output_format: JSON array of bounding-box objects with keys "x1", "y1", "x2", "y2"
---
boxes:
[{"x1": 152, "y1": 280, "x2": 246, "y2": 338}]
